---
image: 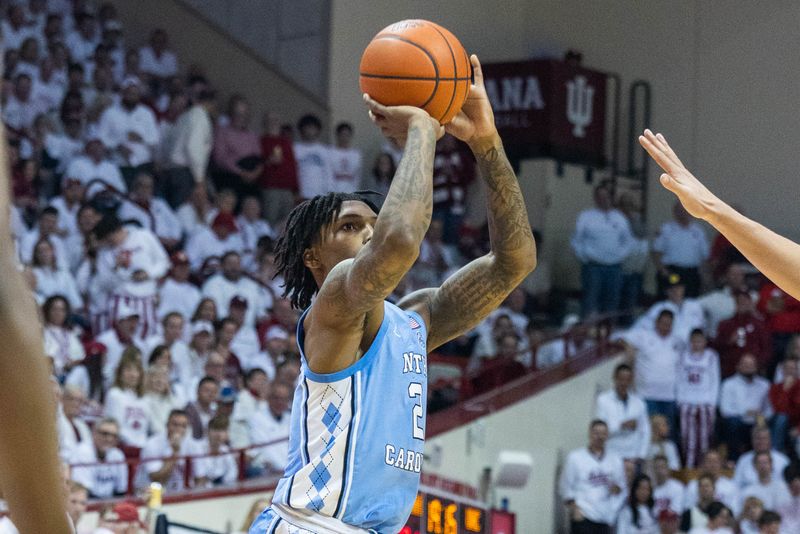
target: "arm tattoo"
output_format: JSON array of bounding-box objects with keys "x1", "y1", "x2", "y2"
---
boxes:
[
  {"x1": 405, "y1": 136, "x2": 537, "y2": 350},
  {"x1": 321, "y1": 122, "x2": 437, "y2": 318}
]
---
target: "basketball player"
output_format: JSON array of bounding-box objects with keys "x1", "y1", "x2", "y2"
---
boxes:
[
  {"x1": 640, "y1": 130, "x2": 800, "y2": 299},
  {"x1": 0, "y1": 128, "x2": 71, "y2": 529},
  {"x1": 250, "y1": 55, "x2": 536, "y2": 533}
]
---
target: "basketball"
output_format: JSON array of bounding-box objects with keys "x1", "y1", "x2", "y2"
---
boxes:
[{"x1": 359, "y1": 19, "x2": 472, "y2": 124}]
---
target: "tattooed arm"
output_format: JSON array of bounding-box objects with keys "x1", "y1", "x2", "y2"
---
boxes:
[
  {"x1": 399, "y1": 56, "x2": 537, "y2": 350},
  {"x1": 306, "y1": 100, "x2": 443, "y2": 372}
]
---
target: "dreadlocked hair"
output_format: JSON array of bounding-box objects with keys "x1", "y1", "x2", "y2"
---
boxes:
[{"x1": 274, "y1": 192, "x2": 381, "y2": 310}]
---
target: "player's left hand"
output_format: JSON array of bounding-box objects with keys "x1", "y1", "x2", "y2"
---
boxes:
[{"x1": 445, "y1": 54, "x2": 497, "y2": 146}]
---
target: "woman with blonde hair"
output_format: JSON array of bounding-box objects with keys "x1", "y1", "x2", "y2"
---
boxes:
[
  {"x1": 143, "y1": 364, "x2": 184, "y2": 433},
  {"x1": 646, "y1": 414, "x2": 681, "y2": 470},
  {"x1": 737, "y1": 496, "x2": 764, "y2": 534},
  {"x1": 104, "y1": 347, "x2": 149, "y2": 450}
]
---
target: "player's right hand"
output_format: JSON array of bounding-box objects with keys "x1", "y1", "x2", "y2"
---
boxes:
[
  {"x1": 363, "y1": 93, "x2": 444, "y2": 147},
  {"x1": 639, "y1": 130, "x2": 720, "y2": 222}
]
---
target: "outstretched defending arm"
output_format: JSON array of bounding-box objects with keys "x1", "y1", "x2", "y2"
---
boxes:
[
  {"x1": 399, "y1": 55, "x2": 537, "y2": 350},
  {"x1": 639, "y1": 129, "x2": 800, "y2": 300},
  {"x1": 0, "y1": 125, "x2": 71, "y2": 532}
]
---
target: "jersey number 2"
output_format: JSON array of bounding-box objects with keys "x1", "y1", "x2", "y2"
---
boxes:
[{"x1": 408, "y1": 382, "x2": 424, "y2": 440}]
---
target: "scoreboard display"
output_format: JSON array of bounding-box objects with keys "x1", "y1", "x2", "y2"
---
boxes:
[{"x1": 401, "y1": 488, "x2": 487, "y2": 534}]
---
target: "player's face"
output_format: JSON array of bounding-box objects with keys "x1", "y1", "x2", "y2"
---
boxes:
[{"x1": 312, "y1": 201, "x2": 378, "y2": 275}]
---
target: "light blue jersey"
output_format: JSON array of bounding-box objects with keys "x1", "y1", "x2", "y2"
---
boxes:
[{"x1": 264, "y1": 301, "x2": 428, "y2": 533}]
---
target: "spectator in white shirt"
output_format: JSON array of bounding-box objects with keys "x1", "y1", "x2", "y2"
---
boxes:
[
  {"x1": 230, "y1": 368, "x2": 268, "y2": 448},
  {"x1": 44, "y1": 117, "x2": 85, "y2": 175},
  {"x1": 616, "y1": 474, "x2": 657, "y2": 534},
  {"x1": 193, "y1": 413, "x2": 239, "y2": 488},
  {"x1": 739, "y1": 452, "x2": 792, "y2": 510},
  {"x1": 720, "y1": 356, "x2": 773, "y2": 460},
  {"x1": 559, "y1": 419, "x2": 627, "y2": 533},
  {"x1": 49, "y1": 178, "x2": 84, "y2": 239},
  {"x1": 1, "y1": 5, "x2": 33, "y2": 50},
  {"x1": 143, "y1": 365, "x2": 184, "y2": 435},
  {"x1": 652, "y1": 455, "x2": 685, "y2": 516},
  {"x1": 653, "y1": 202, "x2": 710, "y2": 298},
  {"x1": 202, "y1": 251, "x2": 266, "y2": 328},
  {"x1": 64, "y1": 137, "x2": 127, "y2": 194},
  {"x1": 734, "y1": 427, "x2": 790, "y2": 490},
  {"x1": 684, "y1": 449, "x2": 740, "y2": 516},
  {"x1": 118, "y1": 172, "x2": 181, "y2": 248},
  {"x1": 145, "y1": 313, "x2": 193, "y2": 388},
  {"x1": 571, "y1": 183, "x2": 634, "y2": 317},
  {"x1": 685, "y1": 500, "x2": 733, "y2": 534},
  {"x1": 328, "y1": 122, "x2": 362, "y2": 193},
  {"x1": 618, "y1": 309, "x2": 685, "y2": 434},
  {"x1": 97, "y1": 76, "x2": 159, "y2": 172},
  {"x1": 34, "y1": 57, "x2": 66, "y2": 112},
  {"x1": 95, "y1": 301, "x2": 147, "y2": 389},
  {"x1": 138, "y1": 29, "x2": 178, "y2": 85},
  {"x1": 157, "y1": 251, "x2": 201, "y2": 322},
  {"x1": 70, "y1": 417, "x2": 128, "y2": 499},
  {"x1": 94, "y1": 214, "x2": 170, "y2": 339},
  {"x1": 185, "y1": 212, "x2": 245, "y2": 272},
  {"x1": 65, "y1": 480, "x2": 89, "y2": 532},
  {"x1": 185, "y1": 376, "x2": 219, "y2": 440},
  {"x1": 595, "y1": 363, "x2": 651, "y2": 462},
  {"x1": 3, "y1": 73, "x2": 45, "y2": 135},
  {"x1": 163, "y1": 89, "x2": 216, "y2": 208},
  {"x1": 634, "y1": 273, "x2": 706, "y2": 342},
  {"x1": 237, "y1": 195, "x2": 274, "y2": 263},
  {"x1": 676, "y1": 330, "x2": 721, "y2": 468},
  {"x1": 42, "y1": 295, "x2": 85, "y2": 379},
  {"x1": 647, "y1": 415, "x2": 682, "y2": 471},
  {"x1": 57, "y1": 385, "x2": 92, "y2": 462},
  {"x1": 105, "y1": 348, "x2": 149, "y2": 449},
  {"x1": 65, "y1": 12, "x2": 99, "y2": 63},
  {"x1": 697, "y1": 263, "x2": 749, "y2": 338},
  {"x1": 293, "y1": 114, "x2": 334, "y2": 199},
  {"x1": 20, "y1": 206, "x2": 69, "y2": 270},
  {"x1": 137, "y1": 409, "x2": 198, "y2": 492},
  {"x1": 777, "y1": 464, "x2": 800, "y2": 534},
  {"x1": 177, "y1": 183, "x2": 217, "y2": 239},
  {"x1": 248, "y1": 380, "x2": 292, "y2": 476},
  {"x1": 30, "y1": 238, "x2": 82, "y2": 310},
  {"x1": 736, "y1": 496, "x2": 763, "y2": 534}
]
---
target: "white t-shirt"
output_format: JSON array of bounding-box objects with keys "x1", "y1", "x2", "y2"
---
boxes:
[
  {"x1": 293, "y1": 141, "x2": 334, "y2": 198},
  {"x1": 202, "y1": 274, "x2": 267, "y2": 328},
  {"x1": 653, "y1": 478, "x2": 685, "y2": 515},
  {"x1": 684, "y1": 476, "x2": 740, "y2": 515},
  {"x1": 33, "y1": 266, "x2": 82, "y2": 310},
  {"x1": 185, "y1": 227, "x2": 245, "y2": 271},
  {"x1": 158, "y1": 278, "x2": 202, "y2": 322},
  {"x1": 719, "y1": 375, "x2": 773, "y2": 423},
  {"x1": 328, "y1": 146, "x2": 362, "y2": 193},
  {"x1": 139, "y1": 46, "x2": 178, "y2": 78},
  {"x1": 571, "y1": 208, "x2": 634, "y2": 265},
  {"x1": 64, "y1": 156, "x2": 127, "y2": 193},
  {"x1": 594, "y1": 389, "x2": 651, "y2": 460},
  {"x1": 95, "y1": 227, "x2": 170, "y2": 299},
  {"x1": 617, "y1": 328, "x2": 684, "y2": 401},
  {"x1": 98, "y1": 103, "x2": 160, "y2": 166},
  {"x1": 44, "y1": 325, "x2": 85, "y2": 376},
  {"x1": 192, "y1": 442, "x2": 239, "y2": 487},
  {"x1": 118, "y1": 198, "x2": 182, "y2": 241},
  {"x1": 137, "y1": 433, "x2": 200, "y2": 492},
  {"x1": 734, "y1": 450, "x2": 790, "y2": 488},
  {"x1": 248, "y1": 409, "x2": 291, "y2": 471},
  {"x1": 634, "y1": 298, "x2": 706, "y2": 343},
  {"x1": 558, "y1": 447, "x2": 627, "y2": 525},
  {"x1": 740, "y1": 478, "x2": 791, "y2": 510},
  {"x1": 69, "y1": 441, "x2": 128, "y2": 498},
  {"x1": 104, "y1": 387, "x2": 149, "y2": 448},
  {"x1": 616, "y1": 504, "x2": 657, "y2": 534},
  {"x1": 676, "y1": 349, "x2": 720, "y2": 406}
]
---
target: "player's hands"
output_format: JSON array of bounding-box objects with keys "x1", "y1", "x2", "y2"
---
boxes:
[
  {"x1": 363, "y1": 93, "x2": 444, "y2": 147},
  {"x1": 445, "y1": 55, "x2": 497, "y2": 147},
  {"x1": 638, "y1": 130, "x2": 720, "y2": 221}
]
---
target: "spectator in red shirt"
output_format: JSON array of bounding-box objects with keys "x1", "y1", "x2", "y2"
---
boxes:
[
  {"x1": 768, "y1": 358, "x2": 798, "y2": 453},
  {"x1": 757, "y1": 281, "x2": 800, "y2": 377},
  {"x1": 715, "y1": 290, "x2": 772, "y2": 377},
  {"x1": 259, "y1": 112, "x2": 298, "y2": 226}
]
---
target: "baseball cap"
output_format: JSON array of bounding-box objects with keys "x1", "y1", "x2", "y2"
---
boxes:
[
  {"x1": 171, "y1": 251, "x2": 189, "y2": 266},
  {"x1": 211, "y1": 212, "x2": 238, "y2": 232},
  {"x1": 218, "y1": 385, "x2": 237, "y2": 404},
  {"x1": 191, "y1": 320, "x2": 214, "y2": 336},
  {"x1": 230, "y1": 295, "x2": 248, "y2": 309},
  {"x1": 665, "y1": 273, "x2": 684, "y2": 287},
  {"x1": 266, "y1": 325, "x2": 289, "y2": 342},
  {"x1": 116, "y1": 301, "x2": 140, "y2": 320},
  {"x1": 111, "y1": 502, "x2": 145, "y2": 526}
]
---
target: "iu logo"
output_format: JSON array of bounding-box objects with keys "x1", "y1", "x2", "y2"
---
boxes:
[{"x1": 566, "y1": 75, "x2": 595, "y2": 138}]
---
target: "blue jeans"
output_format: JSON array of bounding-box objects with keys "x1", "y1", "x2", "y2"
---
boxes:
[
  {"x1": 581, "y1": 262, "x2": 623, "y2": 317},
  {"x1": 771, "y1": 413, "x2": 789, "y2": 453},
  {"x1": 646, "y1": 400, "x2": 678, "y2": 441}
]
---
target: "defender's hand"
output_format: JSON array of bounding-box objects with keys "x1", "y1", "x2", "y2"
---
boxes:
[
  {"x1": 364, "y1": 93, "x2": 443, "y2": 147},
  {"x1": 639, "y1": 130, "x2": 720, "y2": 221},
  {"x1": 445, "y1": 55, "x2": 497, "y2": 147}
]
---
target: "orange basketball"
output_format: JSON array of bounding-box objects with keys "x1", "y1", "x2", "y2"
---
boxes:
[{"x1": 359, "y1": 20, "x2": 471, "y2": 125}]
